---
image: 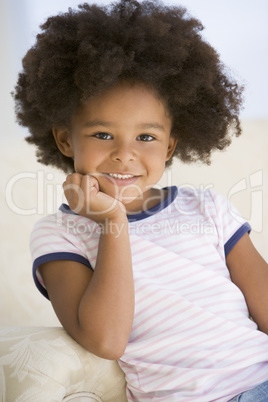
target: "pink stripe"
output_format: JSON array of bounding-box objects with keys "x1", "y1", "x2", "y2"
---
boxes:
[
  {"x1": 128, "y1": 309, "x2": 234, "y2": 362},
  {"x1": 161, "y1": 230, "x2": 207, "y2": 245},
  {"x1": 31, "y1": 224, "x2": 68, "y2": 239},
  {"x1": 133, "y1": 320, "x2": 226, "y2": 377},
  {"x1": 131, "y1": 302, "x2": 196, "y2": 342},
  {"x1": 133, "y1": 293, "x2": 172, "y2": 322},
  {"x1": 134, "y1": 262, "x2": 221, "y2": 296},
  {"x1": 187, "y1": 335, "x2": 266, "y2": 370},
  {"x1": 85, "y1": 242, "x2": 99, "y2": 253},
  {"x1": 134, "y1": 254, "x2": 189, "y2": 276},
  {"x1": 129, "y1": 236, "x2": 144, "y2": 246},
  {"x1": 129, "y1": 329, "x2": 267, "y2": 393},
  {"x1": 182, "y1": 280, "x2": 232, "y2": 298},
  {"x1": 206, "y1": 363, "x2": 268, "y2": 398},
  {"x1": 132, "y1": 297, "x2": 190, "y2": 335},
  {"x1": 32, "y1": 232, "x2": 98, "y2": 255},
  {"x1": 134, "y1": 256, "x2": 207, "y2": 284},
  {"x1": 32, "y1": 239, "x2": 83, "y2": 257},
  {"x1": 132, "y1": 305, "x2": 220, "y2": 344},
  {"x1": 133, "y1": 247, "x2": 170, "y2": 264},
  {"x1": 130, "y1": 317, "x2": 255, "y2": 376},
  {"x1": 156, "y1": 269, "x2": 215, "y2": 290}
]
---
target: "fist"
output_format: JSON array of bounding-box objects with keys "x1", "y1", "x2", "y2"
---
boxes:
[{"x1": 63, "y1": 173, "x2": 126, "y2": 223}]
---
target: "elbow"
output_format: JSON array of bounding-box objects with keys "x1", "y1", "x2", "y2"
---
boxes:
[
  {"x1": 86, "y1": 340, "x2": 127, "y2": 360},
  {"x1": 95, "y1": 331, "x2": 129, "y2": 359},
  {"x1": 75, "y1": 316, "x2": 132, "y2": 359},
  {"x1": 94, "y1": 342, "x2": 127, "y2": 360},
  {"x1": 80, "y1": 332, "x2": 128, "y2": 360}
]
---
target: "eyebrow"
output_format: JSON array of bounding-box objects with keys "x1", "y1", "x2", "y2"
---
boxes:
[
  {"x1": 83, "y1": 120, "x2": 112, "y2": 128},
  {"x1": 137, "y1": 123, "x2": 166, "y2": 132},
  {"x1": 83, "y1": 120, "x2": 166, "y2": 132}
]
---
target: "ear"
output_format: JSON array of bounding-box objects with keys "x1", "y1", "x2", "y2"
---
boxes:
[
  {"x1": 166, "y1": 135, "x2": 178, "y2": 161},
  {"x1": 52, "y1": 127, "x2": 74, "y2": 158}
]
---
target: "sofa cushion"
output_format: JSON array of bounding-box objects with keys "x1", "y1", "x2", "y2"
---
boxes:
[{"x1": 0, "y1": 326, "x2": 127, "y2": 402}]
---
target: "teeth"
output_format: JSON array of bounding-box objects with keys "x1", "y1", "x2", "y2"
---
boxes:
[{"x1": 107, "y1": 173, "x2": 134, "y2": 180}]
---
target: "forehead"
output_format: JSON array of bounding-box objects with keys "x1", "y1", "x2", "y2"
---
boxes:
[{"x1": 72, "y1": 83, "x2": 172, "y2": 129}]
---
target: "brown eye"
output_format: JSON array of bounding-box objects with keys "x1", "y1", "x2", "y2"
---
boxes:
[
  {"x1": 137, "y1": 134, "x2": 155, "y2": 141},
  {"x1": 93, "y1": 132, "x2": 112, "y2": 140}
]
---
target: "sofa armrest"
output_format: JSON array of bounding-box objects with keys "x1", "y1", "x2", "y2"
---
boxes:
[{"x1": 0, "y1": 327, "x2": 127, "y2": 402}]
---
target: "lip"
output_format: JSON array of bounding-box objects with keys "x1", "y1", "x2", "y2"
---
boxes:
[{"x1": 103, "y1": 172, "x2": 140, "y2": 186}]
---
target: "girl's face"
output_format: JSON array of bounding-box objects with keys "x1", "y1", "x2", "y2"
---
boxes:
[{"x1": 55, "y1": 83, "x2": 177, "y2": 213}]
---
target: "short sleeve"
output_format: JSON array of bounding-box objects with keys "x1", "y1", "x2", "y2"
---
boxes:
[
  {"x1": 206, "y1": 189, "x2": 251, "y2": 257},
  {"x1": 30, "y1": 212, "x2": 93, "y2": 299}
]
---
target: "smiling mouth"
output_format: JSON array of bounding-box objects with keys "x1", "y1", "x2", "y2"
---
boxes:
[{"x1": 105, "y1": 173, "x2": 136, "y2": 180}]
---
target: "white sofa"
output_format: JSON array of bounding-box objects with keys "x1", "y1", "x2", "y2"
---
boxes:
[{"x1": 0, "y1": 326, "x2": 127, "y2": 401}]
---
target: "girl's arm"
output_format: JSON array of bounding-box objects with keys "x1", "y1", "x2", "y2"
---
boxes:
[
  {"x1": 226, "y1": 233, "x2": 268, "y2": 334},
  {"x1": 39, "y1": 174, "x2": 135, "y2": 359}
]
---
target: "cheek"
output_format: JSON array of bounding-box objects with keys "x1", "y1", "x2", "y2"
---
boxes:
[
  {"x1": 147, "y1": 148, "x2": 169, "y2": 166},
  {"x1": 72, "y1": 145, "x2": 98, "y2": 169},
  {"x1": 72, "y1": 149, "x2": 90, "y2": 173},
  {"x1": 145, "y1": 152, "x2": 167, "y2": 182}
]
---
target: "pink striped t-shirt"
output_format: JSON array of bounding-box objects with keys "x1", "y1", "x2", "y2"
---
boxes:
[{"x1": 30, "y1": 186, "x2": 268, "y2": 401}]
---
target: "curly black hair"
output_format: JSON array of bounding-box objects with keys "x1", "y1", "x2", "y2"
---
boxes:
[{"x1": 13, "y1": 0, "x2": 244, "y2": 173}]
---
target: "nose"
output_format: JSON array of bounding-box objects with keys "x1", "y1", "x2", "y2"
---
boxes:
[{"x1": 111, "y1": 139, "x2": 136, "y2": 164}]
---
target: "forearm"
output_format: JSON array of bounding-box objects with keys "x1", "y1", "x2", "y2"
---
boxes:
[{"x1": 78, "y1": 217, "x2": 135, "y2": 358}]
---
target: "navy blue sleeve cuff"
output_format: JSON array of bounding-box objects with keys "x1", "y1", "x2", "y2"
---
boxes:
[
  {"x1": 224, "y1": 222, "x2": 251, "y2": 257},
  {"x1": 32, "y1": 252, "x2": 93, "y2": 300}
]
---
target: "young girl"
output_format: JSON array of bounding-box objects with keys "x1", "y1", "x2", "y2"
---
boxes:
[{"x1": 13, "y1": 0, "x2": 268, "y2": 400}]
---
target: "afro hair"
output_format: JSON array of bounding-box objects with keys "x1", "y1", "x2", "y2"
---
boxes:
[{"x1": 13, "y1": 0, "x2": 244, "y2": 173}]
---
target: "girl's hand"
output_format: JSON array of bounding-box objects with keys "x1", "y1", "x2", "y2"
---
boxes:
[{"x1": 63, "y1": 173, "x2": 126, "y2": 223}]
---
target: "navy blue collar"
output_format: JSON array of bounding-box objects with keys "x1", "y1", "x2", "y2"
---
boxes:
[{"x1": 59, "y1": 186, "x2": 178, "y2": 222}]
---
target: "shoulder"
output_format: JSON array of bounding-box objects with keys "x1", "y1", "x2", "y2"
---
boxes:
[
  {"x1": 173, "y1": 186, "x2": 221, "y2": 215},
  {"x1": 30, "y1": 207, "x2": 99, "y2": 261},
  {"x1": 30, "y1": 205, "x2": 98, "y2": 238},
  {"x1": 174, "y1": 186, "x2": 244, "y2": 220},
  {"x1": 30, "y1": 208, "x2": 69, "y2": 243},
  {"x1": 173, "y1": 186, "x2": 250, "y2": 250}
]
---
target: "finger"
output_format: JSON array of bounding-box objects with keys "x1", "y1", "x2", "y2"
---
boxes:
[
  {"x1": 86, "y1": 174, "x2": 99, "y2": 190},
  {"x1": 68, "y1": 172, "x2": 83, "y2": 186},
  {"x1": 63, "y1": 173, "x2": 80, "y2": 190},
  {"x1": 63, "y1": 173, "x2": 84, "y2": 195},
  {"x1": 79, "y1": 177, "x2": 98, "y2": 209},
  {"x1": 63, "y1": 174, "x2": 84, "y2": 210}
]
